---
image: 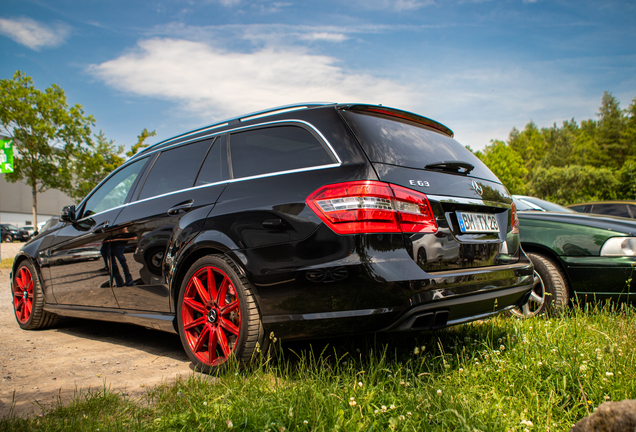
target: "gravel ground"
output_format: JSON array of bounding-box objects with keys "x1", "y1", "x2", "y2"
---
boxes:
[{"x1": 0, "y1": 242, "x2": 197, "y2": 418}]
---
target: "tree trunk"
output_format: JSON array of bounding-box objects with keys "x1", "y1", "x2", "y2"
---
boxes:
[{"x1": 32, "y1": 183, "x2": 38, "y2": 228}]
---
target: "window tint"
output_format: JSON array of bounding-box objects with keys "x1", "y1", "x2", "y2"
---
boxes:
[
  {"x1": 628, "y1": 205, "x2": 636, "y2": 218},
  {"x1": 138, "y1": 140, "x2": 211, "y2": 200},
  {"x1": 230, "y1": 126, "x2": 334, "y2": 179},
  {"x1": 592, "y1": 204, "x2": 630, "y2": 218},
  {"x1": 341, "y1": 111, "x2": 499, "y2": 183},
  {"x1": 82, "y1": 158, "x2": 147, "y2": 218},
  {"x1": 568, "y1": 205, "x2": 586, "y2": 213},
  {"x1": 195, "y1": 135, "x2": 230, "y2": 186}
]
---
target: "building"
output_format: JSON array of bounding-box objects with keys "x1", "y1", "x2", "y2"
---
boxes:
[{"x1": 0, "y1": 176, "x2": 74, "y2": 229}]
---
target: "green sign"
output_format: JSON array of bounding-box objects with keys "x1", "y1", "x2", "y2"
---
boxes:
[{"x1": 0, "y1": 139, "x2": 13, "y2": 173}]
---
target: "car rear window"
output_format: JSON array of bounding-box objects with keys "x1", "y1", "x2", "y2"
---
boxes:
[{"x1": 341, "y1": 110, "x2": 499, "y2": 182}]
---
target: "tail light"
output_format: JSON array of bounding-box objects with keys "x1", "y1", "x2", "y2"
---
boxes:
[
  {"x1": 510, "y1": 202, "x2": 519, "y2": 234},
  {"x1": 306, "y1": 181, "x2": 437, "y2": 235}
]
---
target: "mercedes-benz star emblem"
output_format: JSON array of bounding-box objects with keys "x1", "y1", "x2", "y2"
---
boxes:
[{"x1": 471, "y1": 180, "x2": 483, "y2": 195}]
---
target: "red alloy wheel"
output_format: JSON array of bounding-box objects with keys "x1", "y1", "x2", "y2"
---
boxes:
[
  {"x1": 14, "y1": 266, "x2": 34, "y2": 324},
  {"x1": 181, "y1": 266, "x2": 241, "y2": 367}
]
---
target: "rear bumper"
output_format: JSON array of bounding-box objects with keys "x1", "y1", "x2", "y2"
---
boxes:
[{"x1": 383, "y1": 281, "x2": 533, "y2": 332}]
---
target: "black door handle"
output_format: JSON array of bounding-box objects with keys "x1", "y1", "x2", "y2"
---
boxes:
[
  {"x1": 168, "y1": 200, "x2": 194, "y2": 215},
  {"x1": 92, "y1": 221, "x2": 111, "y2": 234}
]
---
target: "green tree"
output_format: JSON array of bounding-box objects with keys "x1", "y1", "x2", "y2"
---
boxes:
[
  {"x1": 474, "y1": 140, "x2": 528, "y2": 194},
  {"x1": 126, "y1": 128, "x2": 156, "y2": 158},
  {"x1": 64, "y1": 128, "x2": 157, "y2": 202},
  {"x1": 64, "y1": 131, "x2": 125, "y2": 202},
  {"x1": 528, "y1": 165, "x2": 619, "y2": 205},
  {"x1": 0, "y1": 71, "x2": 94, "y2": 227},
  {"x1": 508, "y1": 122, "x2": 546, "y2": 173},
  {"x1": 596, "y1": 91, "x2": 626, "y2": 168}
]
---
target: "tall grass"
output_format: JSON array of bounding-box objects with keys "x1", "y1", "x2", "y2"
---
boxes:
[{"x1": 2, "y1": 303, "x2": 635, "y2": 431}]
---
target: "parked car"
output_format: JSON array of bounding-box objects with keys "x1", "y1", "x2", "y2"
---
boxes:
[
  {"x1": 511, "y1": 195, "x2": 636, "y2": 317},
  {"x1": 567, "y1": 200, "x2": 636, "y2": 219},
  {"x1": 1, "y1": 224, "x2": 29, "y2": 242},
  {"x1": 11, "y1": 103, "x2": 534, "y2": 372},
  {"x1": 20, "y1": 226, "x2": 38, "y2": 239}
]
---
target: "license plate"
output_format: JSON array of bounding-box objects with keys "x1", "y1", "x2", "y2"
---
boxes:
[{"x1": 457, "y1": 211, "x2": 500, "y2": 233}]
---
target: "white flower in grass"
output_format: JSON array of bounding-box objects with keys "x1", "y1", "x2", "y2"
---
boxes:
[
  {"x1": 436, "y1": 389, "x2": 442, "y2": 396},
  {"x1": 500, "y1": 345, "x2": 506, "y2": 351},
  {"x1": 381, "y1": 405, "x2": 387, "y2": 412},
  {"x1": 407, "y1": 412, "x2": 412, "y2": 417},
  {"x1": 303, "y1": 420, "x2": 309, "y2": 425},
  {"x1": 604, "y1": 395, "x2": 611, "y2": 401},
  {"x1": 400, "y1": 380, "x2": 405, "y2": 385},
  {"x1": 606, "y1": 372, "x2": 614, "y2": 377},
  {"x1": 579, "y1": 365, "x2": 587, "y2": 372},
  {"x1": 349, "y1": 397, "x2": 356, "y2": 407},
  {"x1": 520, "y1": 419, "x2": 534, "y2": 427},
  {"x1": 374, "y1": 409, "x2": 379, "y2": 415},
  {"x1": 413, "y1": 347, "x2": 420, "y2": 355},
  {"x1": 537, "y1": 361, "x2": 543, "y2": 367},
  {"x1": 390, "y1": 404, "x2": 396, "y2": 409},
  {"x1": 398, "y1": 415, "x2": 405, "y2": 421},
  {"x1": 358, "y1": 381, "x2": 363, "y2": 387},
  {"x1": 226, "y1": 419, "x2": 233, "y2": 428},
  {"x1": 289, "y1": 407, "x2": 293, "y2": 417},
  {"x1": 459, "y1": 368, "x2": 464, "y2": 373}
]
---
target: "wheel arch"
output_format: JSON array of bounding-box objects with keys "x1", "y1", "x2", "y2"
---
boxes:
[{"x1": 521, "y1": 242, "x2": 572, "y2": 298}]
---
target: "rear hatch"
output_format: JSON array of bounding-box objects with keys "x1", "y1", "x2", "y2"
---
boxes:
[{"x1": 339, "y1": 105, "x2": 519, "y2": 271}]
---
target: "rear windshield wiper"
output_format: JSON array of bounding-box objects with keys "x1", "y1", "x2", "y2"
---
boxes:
[{"x1": 424, "y1": 161, "x2": 474, "y2": 174}]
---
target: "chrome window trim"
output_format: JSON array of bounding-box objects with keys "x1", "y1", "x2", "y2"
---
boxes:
[
  {"x1": 128, "y1": 119, "x2": 342, "y2": 165},
  {"x1": 76, "y1": 119, "x2": 341, "y2": 218},
  {"x1": 139, "y1": 102, "x2": 334, "y2": 154},
  {"x1": 76, "y1": 162, "x2": 342, "y2": 221}
]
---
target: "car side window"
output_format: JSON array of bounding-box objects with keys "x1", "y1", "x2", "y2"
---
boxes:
[
  {"x1": 138, "y1": 140, "x2": 212, "y2": 200},
  {"x1": 568, "y1": 205, "x2": 586, "y2": 212},
  {"x1": 81, "y1": 158, "x2": 148, "y2": 218},
  {"x1": 195, "y1": 135, "x2": 230, "y2": 186},
  {"x1": 628, "y1": 205, "x2": 636, "y2": 218},
  {"x1": 592, "y1": 204, "x2": 630, "y2": 218},
  {"x1": 229, "y1": 125, "x2": 334, "y2": 179}
]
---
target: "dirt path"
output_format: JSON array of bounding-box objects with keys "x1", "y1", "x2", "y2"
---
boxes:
[{"x1": 0, "y1": 243, "x2": 197, "y2": 418}]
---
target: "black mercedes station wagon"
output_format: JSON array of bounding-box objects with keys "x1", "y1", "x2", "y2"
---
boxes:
[{"x1": 11, "y1": 103, "x2": 534, "y2": 372}]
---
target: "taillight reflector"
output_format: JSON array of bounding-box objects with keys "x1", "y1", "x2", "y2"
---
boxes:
[{"x1": 306, "y1": 181, "x2": 438, "y2": 235}]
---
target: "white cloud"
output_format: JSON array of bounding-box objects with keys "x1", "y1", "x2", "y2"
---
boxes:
[
  {"x1": 359, "y1": 0, "x2": 436, "y2": 11},
  {"x1": 300, "y1": 32, "x2": 348, "y2": 42},
  {"x1": 89, "y1": 38, "x2": 414, "y2": 119},
  {"x1": 0, "y1": 17, "x2": 70, "y2": 50}
]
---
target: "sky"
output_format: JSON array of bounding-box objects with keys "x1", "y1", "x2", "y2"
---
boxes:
[{"x1": 0, "y1": 0, "x2": 635, "y2": 152}]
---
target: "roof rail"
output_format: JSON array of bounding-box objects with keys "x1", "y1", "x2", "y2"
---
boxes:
[{"x1": 134, "y1": 102, "x2": 335, "y2": 159}]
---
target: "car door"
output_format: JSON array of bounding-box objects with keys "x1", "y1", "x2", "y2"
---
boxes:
[
  {"x1": 109, "y1": 136, "x2": 229, "y2": 312},
  {"x1": 47, "y1": 157, "x2": 149, "y2": 308}
]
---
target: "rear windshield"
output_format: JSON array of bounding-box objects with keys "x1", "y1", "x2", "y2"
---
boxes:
[{"x1": 341, "y1": 110, "x2": 500, "y2": 183}]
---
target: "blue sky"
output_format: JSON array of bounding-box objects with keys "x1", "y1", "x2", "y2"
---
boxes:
[{"x1": 1, "y1": 0, "x2": 635, "y2": 152}]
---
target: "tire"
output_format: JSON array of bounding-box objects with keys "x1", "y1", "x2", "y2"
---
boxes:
[
  {"x1": 176, "y1": 255, "x2": 265, "y2": 373},
  {"x1": 3, "y1": 235, "x2": 12, "y2": 243},
  {"x1": 510, "y1": 252, "x2": 569, "y2": 318},
  {"x1": 12, "y1": 260, "x2": 59, "y2": 330}
]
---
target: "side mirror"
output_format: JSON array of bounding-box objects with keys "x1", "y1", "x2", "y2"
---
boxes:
[{"x1": 60, "y1": 205, "x2": 76, "y2": 222}]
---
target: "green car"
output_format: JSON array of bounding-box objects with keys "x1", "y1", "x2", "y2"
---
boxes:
[{"x1": 511, "y1": 195, "x2": 636, "y2": 317}]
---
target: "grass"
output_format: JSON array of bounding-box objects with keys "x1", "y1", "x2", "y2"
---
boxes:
[
  {"x1": 2, "y1": 302, "x2": 635, "y2": 431},
  {"x1": 0, "y1": 257, "x2": 14, "y2": 269}
]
